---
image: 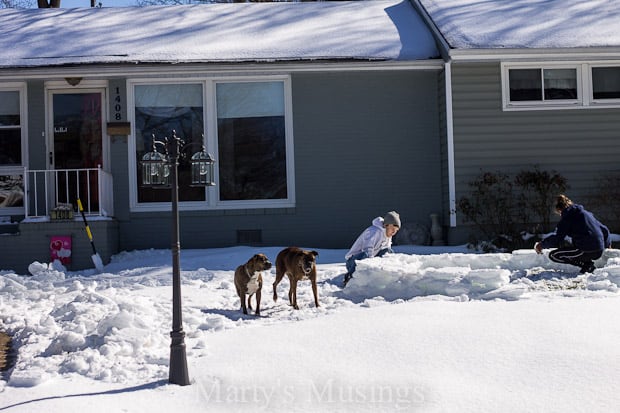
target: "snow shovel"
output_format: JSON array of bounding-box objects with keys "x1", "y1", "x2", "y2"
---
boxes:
[{"x1": 77, "y1": 198, "x2": 105, "y2": 272}]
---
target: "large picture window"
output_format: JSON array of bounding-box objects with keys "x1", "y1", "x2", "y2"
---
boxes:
[
  {"x1": 216, "y1": 82, "x2": 287, "y2": 201},
  {"x1": 130, "y1": 78, "x2": 293, "y2": 211},
  {"x1": 134, "y1": 83, "x2": 205, "y2": 203}
]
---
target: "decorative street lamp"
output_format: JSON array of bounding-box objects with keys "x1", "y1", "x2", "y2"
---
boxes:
[{"x1": 140, "y1": 130, "x2": 215, "y2": 386}]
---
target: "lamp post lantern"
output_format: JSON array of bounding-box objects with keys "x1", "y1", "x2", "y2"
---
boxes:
[{"x1": 140, "y1": 130, "x2": 215, "y2": 386}]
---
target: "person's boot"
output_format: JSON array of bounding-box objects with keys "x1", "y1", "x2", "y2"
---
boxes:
[{"x1": 579, "y1": 262, "x2": 596, "y2": 274}]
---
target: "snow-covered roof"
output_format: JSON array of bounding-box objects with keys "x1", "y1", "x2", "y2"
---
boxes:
[
  {"x1": 418, "y1": 0, "x2": 620, "y2": 50},
  {"x1": 0, "y1": 1, "x2": 440, "y2": 69}
]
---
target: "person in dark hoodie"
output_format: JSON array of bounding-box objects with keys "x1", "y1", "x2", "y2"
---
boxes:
[{"x1": 534, "y1": 194, "x2": 611, "y2": 273}]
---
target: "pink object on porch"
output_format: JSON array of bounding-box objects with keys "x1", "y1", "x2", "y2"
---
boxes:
[{"x1": 50, "y1": 235, "x2": 72, "y2": 265}]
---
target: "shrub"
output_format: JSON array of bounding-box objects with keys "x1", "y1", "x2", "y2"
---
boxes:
[
  {"x1": 587, "y1": 171, "x2": 620, "y2": 232},
  {"x1": 457, "y1": 167, "x2": 568, "y2": 251},
  {"x1": 514, "y1": 165, "x2": 567, "y2": 233},
  {"x1": 456, "y1": 171, "x2": 519, "y2": 249}
]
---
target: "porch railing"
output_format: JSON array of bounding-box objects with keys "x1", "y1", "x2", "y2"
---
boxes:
[{"x1": 24, "y1": 166, "x2": 114, "y2": 218}]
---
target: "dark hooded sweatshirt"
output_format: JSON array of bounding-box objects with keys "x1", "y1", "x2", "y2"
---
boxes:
[{"x1": 541, "y1": 204, "x2": 611, "y2": 252}]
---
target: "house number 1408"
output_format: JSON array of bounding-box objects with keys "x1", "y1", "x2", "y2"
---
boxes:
[{"x1": 114, "y1": 87, "x2": 122, "y2": 120}]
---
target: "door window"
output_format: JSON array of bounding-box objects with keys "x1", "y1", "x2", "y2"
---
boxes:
[
  {"x1": 51, "y1": 91, "x2": 104, "y2": 210},
  {"x1": 52, "y1": 93, "x2": 103, "y2": 169}
]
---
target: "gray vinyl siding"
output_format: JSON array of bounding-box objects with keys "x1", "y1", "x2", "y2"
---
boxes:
[
  {"x1": 118, "y1": 70, "x2": 444, "y2": 252},
  {"x1": 450, "y1": 62, "x2": 620, "y2": 238},
  {"x1": 289, "y1": 70, "x2": 443, "y2": 247}
]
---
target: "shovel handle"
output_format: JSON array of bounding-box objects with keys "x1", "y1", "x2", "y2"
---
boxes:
[{"x1": 77, "y1": 199, "x2": 96, "y2": 249}]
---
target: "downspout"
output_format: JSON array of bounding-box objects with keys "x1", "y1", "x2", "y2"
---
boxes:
[{"x1": 445, "y1": 60, "x2": 456, "y2": 227}]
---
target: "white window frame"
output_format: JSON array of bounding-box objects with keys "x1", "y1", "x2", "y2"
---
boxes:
[
  {"x1": 502, "y1": 62, "x2": 620, "y2": 111},
  {"x1": 501, "y1": 63, "x2": 582, "y2": 110},
  {"x1": 589, "y1": 64, "x2": 620, "y2": 106},
  {"x1": 0, "y1": 82, "x2": 28, "y2": 215},
  {"x1": 128, "y1": 76, "x2": 295, "y2": 212}
]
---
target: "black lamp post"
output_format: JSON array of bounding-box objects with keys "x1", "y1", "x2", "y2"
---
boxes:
[{"x1": 140, "y1": 130, "x2": 215, "y2": 386}]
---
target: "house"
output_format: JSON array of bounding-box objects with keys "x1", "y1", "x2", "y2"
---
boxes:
[
  {"x1": 412, "y1": 0, "x2": 620, "y2": 240},
  {"x1": 0, "y1": 1, "x2": 444, "y2": 272},
  {"x1": 3, "y1": 0, "x2": 619, "y2": 273}
]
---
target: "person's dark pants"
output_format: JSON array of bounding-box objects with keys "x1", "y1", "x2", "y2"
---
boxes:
[
  {"x1": 345, "y1": 248, "x2": 391, "y2": 276},
  {"x1": 548, "y1": 247, "x2": 603, "y2": 272}
]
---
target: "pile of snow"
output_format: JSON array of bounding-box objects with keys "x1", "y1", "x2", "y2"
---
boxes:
[
  {"x1": 343, "y1": 248, "x2": 620, "y2": 302},
  {"x1": 1, "y1": 245, "x2": 620, "y2": 412}
]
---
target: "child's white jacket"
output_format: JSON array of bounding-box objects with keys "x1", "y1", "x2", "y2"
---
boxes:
[{"x1": 345, "y1": 217, "x2": 391, "y2": 260}]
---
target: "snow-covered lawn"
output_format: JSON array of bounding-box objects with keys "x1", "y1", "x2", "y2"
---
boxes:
[{"x1": 1, "y1": 245, "x2": 620, "y2": 412}]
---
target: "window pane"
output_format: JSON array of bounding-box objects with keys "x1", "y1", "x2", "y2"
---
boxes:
[
  {"x1": 592, "y1": 67, "x2": 620, "y2": 99},
  {"x1": 134, "y1": 84, "x2": 205, "y2": 203},
  {"x1": 0, "y1": 91, "x2": 20, "y2": 126},
  {"x1": 0, "y1": 129, "x2": 21, "y2": 165},
  {"x1": 216, "y1": 82, "x2": 287, "y2": 201},
  {"x1": 509, "y1": 69, "x2": 542, "y2": 101},
  {"x1": 0, "y1": 174, "x2": 23, "y2": 208},
  {"x1": 543, "y1": 68, "x2": 577, "y2": 100},
  {"x1": 0, "y1": 90, "x2": 21, "y2": 166}
]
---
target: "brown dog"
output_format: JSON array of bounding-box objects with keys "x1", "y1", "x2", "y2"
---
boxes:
[
  {"x1": 272, "y1": 247, "x2": 319, "y2": 310},
  {"x1": 234, "y1": 253, "x2": 272, "y2": 315}
]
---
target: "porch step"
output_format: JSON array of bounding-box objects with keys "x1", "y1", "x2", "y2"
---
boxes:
[{"x1": 0, "y1": 218, "x2": 118, "y2": 274}]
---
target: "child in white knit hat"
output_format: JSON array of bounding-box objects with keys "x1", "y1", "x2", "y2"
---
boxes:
[{"x1": 343, "y1": 211, "x2": 400, "y2": 287}]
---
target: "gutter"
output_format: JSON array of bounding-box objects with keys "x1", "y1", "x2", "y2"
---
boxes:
[
  {"x1": 0, "y1": 60, "x2": 443, "y2": 81},
  {"x1": 448, "y1": 47, "x2": 620, "y2": 62}
]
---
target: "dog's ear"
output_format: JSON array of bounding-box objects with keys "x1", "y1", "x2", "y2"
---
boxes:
[{"x1": 310, "y1": 250, "x2": 319, "y2": 258}]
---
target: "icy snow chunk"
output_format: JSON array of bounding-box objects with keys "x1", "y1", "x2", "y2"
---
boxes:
[
  {"x1": 465, "y1": 269, "x2": 511, "y2": 293},
  {"x1": 44, "y1": 331, "x2": 86, "y2": 355},
  {"x1": 9, "y1": 367, "x2": 54, "y2": 387},
  {"x1": 96, "y1": 310, "x2": 144, "y2": 335},
  {"x1": 600, "y1": 265, "x2": 620, "y2": 287},
  {"x1": 27, "y1": 261, "x2": 66, "y2": 280}
]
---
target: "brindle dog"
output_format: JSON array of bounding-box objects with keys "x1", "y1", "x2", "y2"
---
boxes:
[
  {"x1": 273, "y1": 247, "x2": 319, "y2": 310},
  {"x1": 234, "y1": 253, "x2": 272, "y2": 315}
]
